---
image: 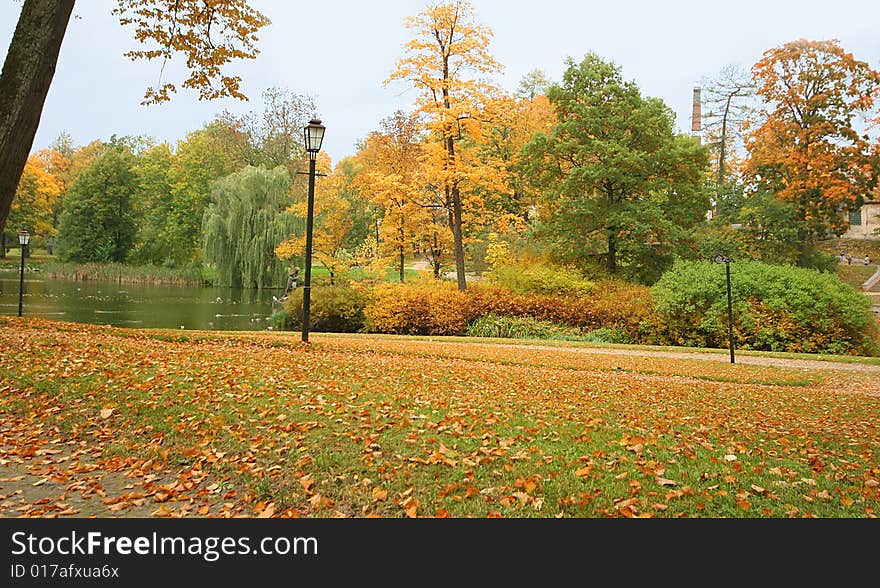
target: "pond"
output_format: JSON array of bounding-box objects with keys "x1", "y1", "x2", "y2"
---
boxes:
[{"x1": 0, "y1": 270, "x2": 286, "y2": 332}]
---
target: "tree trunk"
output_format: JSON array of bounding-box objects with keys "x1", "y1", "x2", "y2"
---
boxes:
[
  {"x1": 607, "y1": 229, "x2": 617, "y2": 274},
  {"x1": 450, "y1": 186, "x2": 466, "y2": 291},
  {"x1": 718, "y1": 94, "x2": 731, "y2": 186},
  {"x1": 441, "y1": 52, "x2": 466, "y2": 292},
  {"x1": 431, "y1": 231, "x2": 441, "y2": 279},
  {"x1": 0, "y1": 0, "x2": 74, "y2": 235},
  {"x1": 399, "y1": 249, "x2": 404, "y2": 283}
]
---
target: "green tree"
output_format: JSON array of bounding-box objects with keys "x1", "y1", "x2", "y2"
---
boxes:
[
  {"x1": 56, "y1": 146, "x2": 138, "y2": 262},
  {"x1": 202, "y1": 166, "x2": 301, "y2": 289},
  {"x1": 129, "y1": 143, "x2": 176, "y2": 265},
  {"x1": 523, "y1": 53, "x2": 709, "y2": 283},
  {"x1": 166, "y1": 127, "x2": 238, "y2": 264}
]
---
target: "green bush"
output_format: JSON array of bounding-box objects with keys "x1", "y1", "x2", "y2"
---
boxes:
[
  {"x1": 466, "y1": 314, "x2": 582, "y2": 341},
  {"x1": 486, "y1": 260, "x2": 594, "y2": 298},
  {"x1": 582, "y1": 327, "x2": 631, "y2": 344},
  {"x1": 651, "y1": 260, "x2": 878, "y2": 355},
  {"x1": 268, "y1": 310, "x2": 296, "y2": 331},
  {"x1": 282, "y1": 282, "x2": 368, "y2": 333}
]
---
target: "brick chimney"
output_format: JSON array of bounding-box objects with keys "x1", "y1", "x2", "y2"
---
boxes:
[{"x1": 692, "y1": 87, "x2": 702, "y2": 144}]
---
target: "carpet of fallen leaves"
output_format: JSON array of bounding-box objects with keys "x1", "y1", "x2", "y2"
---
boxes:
[{"x1": 1, "y1": 317, "x2": 879, "y2": 518}]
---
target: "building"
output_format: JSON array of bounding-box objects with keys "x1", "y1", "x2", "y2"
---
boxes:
[{"x1": 843, "y1": 199, "x2": 880, "y2": 240}]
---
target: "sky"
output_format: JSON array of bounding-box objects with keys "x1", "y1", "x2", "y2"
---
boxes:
[{"x1": 2, "y1": 0, "x2": 879, "y2": 165}]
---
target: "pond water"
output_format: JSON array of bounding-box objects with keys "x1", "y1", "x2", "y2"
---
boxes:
[{"x1": 0, "y1": 270, "x2": 285, "y2": 331}]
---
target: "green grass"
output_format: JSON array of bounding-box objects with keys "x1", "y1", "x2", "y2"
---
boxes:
[
  {"x1": 1, "y1": 319, "x2": 878, "y2": 518},
  {"x1": 837, "y1": 263, "x2": 878, "y2": 288},
  {"x1": 310, "y1": 264, "x2": 422, "y2": 283},
  {"x1": 44, "y1": 260, "x2": 208, "y2": 285}
]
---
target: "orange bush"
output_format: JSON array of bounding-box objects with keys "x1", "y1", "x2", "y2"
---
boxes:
[
  {"x1": 364, "y1": 280, "x2": 655, "y2": 341},
  {"x1": 365, "y1": 281, "x2": 471, "y2": 335}
]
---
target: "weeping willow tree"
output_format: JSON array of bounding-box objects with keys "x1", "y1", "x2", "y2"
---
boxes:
[{"x1": 202, "y1": 166, "x2": 302, "y2": 289}]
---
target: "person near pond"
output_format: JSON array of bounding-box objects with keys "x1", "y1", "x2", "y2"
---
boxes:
[
  {"x1": 839, "y1": 251, "x2": 846, "y2": 264},
  {"x1": 865, "y1": 255, "x2": 871, "y2": 266},
  {"x1": 281, "y1": 266, "x2": 300, "y2": 301}
]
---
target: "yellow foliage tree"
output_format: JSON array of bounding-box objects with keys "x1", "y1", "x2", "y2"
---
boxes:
[
  {"x1": 478, "y1": 86, "x2": 555, "y2": 230},
  {"x1": 387, "y1": 0, "x2": 507, "y2": 290},
  {"x1": 7, "y1": 155, "x2": 62, "y2": 244},
  {"x1": 353, "y1": 111, "x2": 432, "y2": 282},
  {"x1": 275, "y1": 162, "x2": 353, "y2": 284}
]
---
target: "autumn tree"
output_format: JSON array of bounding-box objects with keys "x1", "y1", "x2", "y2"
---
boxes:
[
  {"x1": 387, "y1": 0, "x2": 505, "y2": 291},
  {"x1": 478, "y1": 81, "x2": 555, "y2": 227},
  {"x1": 353, "y1": 111, "x2": 430, "y2": 282},
  {"x1": 276, "y1": 162, "x2": 355, "y2": 285},
  {"x1": 0, "y1": 0, "x2": 269, "y2": 236},
  {"x1": 5, "y1": 154, "x2": 62, "y2": 250},
  {"x1": 523, "y1": 53, "x2": 709, "y2": 283},
  {"x1": 744, "y1": 39, "x2": 880, "y2": 243},
  {"x1": 214, "y1": 87, "x2": 316, "y2": 172}
]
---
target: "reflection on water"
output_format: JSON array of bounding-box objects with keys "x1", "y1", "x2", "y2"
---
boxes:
[{"x1": 0, "y1": 270, "x2": 285, "y2": 331}]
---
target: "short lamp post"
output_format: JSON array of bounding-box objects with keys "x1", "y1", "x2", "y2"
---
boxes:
[
  {"x1": 18, "y1": 230, "x2": 30, "y2": 317},
  {"x1": 714, "y1": 254, "x2": 735, "y2": 364},
  {"x1": 301, "y1": 118, "x2": 325, "y2": 343}
]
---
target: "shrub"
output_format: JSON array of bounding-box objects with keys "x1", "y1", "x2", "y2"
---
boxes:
[
  {"x1": 364, "y1": 281, "x2": 470, "y2": 335},
  {"x1": 466, "y1": 282, "x2": 652, "y2": 341},
  {"x1": 651, "y1": 260, "x2": 878, "y2": 355},
  {"x1": 466, "y1": 314, "x2": 582, "y2": 340},
  {"x1": 582, "y1": 327, "x2": 632, "y2": 344},
  {"x1": 362, "y1": 279, "x2": 653, "y2": 341},
  {"x1": 282, "y1": 282, "x2": 368, "y2": 333},
  {"x1": 268, "y1": 310, "x2": 295, "y2": 331},
  {"x1": 485, "y1": 260, "x2": 594, "y2": 298}
]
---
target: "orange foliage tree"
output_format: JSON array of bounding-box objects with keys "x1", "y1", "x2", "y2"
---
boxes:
[{"x1": 745, "y1": 39, "x2": 880, "y2": 241}]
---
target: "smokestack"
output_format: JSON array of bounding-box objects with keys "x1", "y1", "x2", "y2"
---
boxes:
[{"x1": 692, "y1": 88, "x2": 702, "y2": 142}]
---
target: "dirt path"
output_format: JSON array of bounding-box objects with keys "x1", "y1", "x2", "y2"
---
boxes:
[{"x1": 494, "y1": 342, "x2": 880, "y2": 373}]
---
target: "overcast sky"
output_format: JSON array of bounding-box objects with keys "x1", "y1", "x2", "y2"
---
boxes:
[{"x1": 2, "y1": 0, "x2": 879, "y2": 165}]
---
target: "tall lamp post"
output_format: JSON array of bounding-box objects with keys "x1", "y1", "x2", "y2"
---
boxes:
[
  {"x1": 301, "y1": 118, "x2": 326, "y2": 343},
  {"x1": 714, "y1": 254, "x2": 735, "y2": 364},
  {"x1": 18, "y1": 230, "x2": 30, "y2": 317}
]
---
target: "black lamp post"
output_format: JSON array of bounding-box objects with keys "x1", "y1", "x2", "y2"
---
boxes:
[
  {"x1": 18, "y1": 230, "x2": 29, "y2": 317},
  {"x1": 301, "y1": 118, "x2": 325, "y2": 343},
  {"x1": 714, "y1": 254, "x2": 735, "y2": 364}
]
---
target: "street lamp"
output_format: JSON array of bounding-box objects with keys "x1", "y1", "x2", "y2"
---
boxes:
[
  {"x1": 301, "y1": 118, "x2": 325, "y2": 343},
  {"x1": 18, "y1": 230, "x2": 29, "y2": 317},
  {"x1": 714, "y1": 254, "x2": 735, "y2": 364}
]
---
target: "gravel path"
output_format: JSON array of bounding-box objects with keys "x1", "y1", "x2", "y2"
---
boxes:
[{"x1": 495, "y1": 342, "x2": 880, "y2": 374}]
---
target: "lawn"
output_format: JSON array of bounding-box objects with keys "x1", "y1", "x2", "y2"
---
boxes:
[
  {"x1": 1, "y1": 317, "x2": 878, "y2": 518},
  {"x1": 836, "y1": 263, "x2": 877, "y2": 289}
]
